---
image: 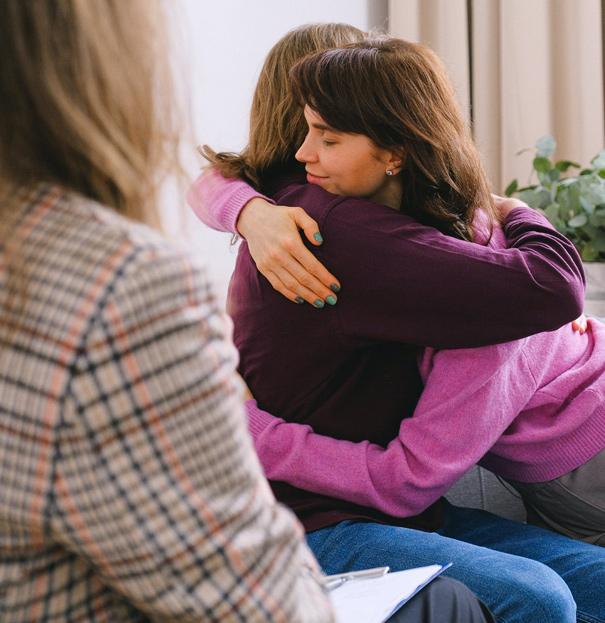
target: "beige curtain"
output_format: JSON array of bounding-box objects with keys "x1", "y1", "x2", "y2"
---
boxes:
[{"x1": 388, "y1": 0, "x2": 605, "y2": 194}]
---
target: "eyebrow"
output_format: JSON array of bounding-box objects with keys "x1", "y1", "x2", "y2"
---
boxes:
[{"x1": 310, "y1": 121, "x2": 342, "y2": 134}]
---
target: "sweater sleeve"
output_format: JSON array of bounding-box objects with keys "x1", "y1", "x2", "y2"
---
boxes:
[
  {"x1": 317, "y1": 201, "x2": 586, "y2": 348},
  {"x1": 186, "y1": 167, "x2": 275, "y2": 236},
  {"x1": 245, "y1": 340, "x2": 536, "y2": 518}
]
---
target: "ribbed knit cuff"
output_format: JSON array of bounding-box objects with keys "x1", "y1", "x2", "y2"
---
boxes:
[
  {"x1": 245, "y1": 399, "x2": 282, "y2": 440},
  {"x1": 229, "y1": 188, "x2": 275, "y2": 237}
]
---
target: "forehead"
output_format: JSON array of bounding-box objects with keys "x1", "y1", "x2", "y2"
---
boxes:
[{"x1": 303, "y1": 105, "x2": 339, "y2": 132}]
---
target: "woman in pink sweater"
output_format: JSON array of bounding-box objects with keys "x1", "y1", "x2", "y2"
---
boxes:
[
  {"x1": 190, "y1": 27, "x2": 605, "y2": 623},
  {"x1": 190, "y1": 43, "x2": 605, "y2": 546}
]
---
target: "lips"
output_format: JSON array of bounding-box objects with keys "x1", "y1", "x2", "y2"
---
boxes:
[{"x1": 306, "y1": 171, "x2": 327, "y2": 185}]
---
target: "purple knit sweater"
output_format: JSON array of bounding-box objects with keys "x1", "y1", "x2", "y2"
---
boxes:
[{"x1": 187, "y1": 167, "x2": 588, "y2": 528}]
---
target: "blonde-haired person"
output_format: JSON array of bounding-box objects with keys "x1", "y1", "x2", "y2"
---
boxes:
[
  {"x1": 204, "y1": 22, "x2": 366, "y2": 190},
  {"x1": 188, "y1": 30, "x2": 605, "y2": 623},
  {"x1": 0, "y1": 4, "x2": 327, "y2": 622},
  {"x1": 0, "y1": 5, "x2": 496, "y2": 623},
  {"x1": 189, "y1": 23, "x2": 368, "y2": 300}
]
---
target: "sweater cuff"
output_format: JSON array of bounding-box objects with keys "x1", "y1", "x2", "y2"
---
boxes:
[
  {"x1": 186, "y1": 168, "x2": 275, "y2": 236},
  {"x1": 245, "y1": 399, "x2": 282, "y2": 440},
  {"x1": 228, "y1": 188, "x2": 275, "y2": 237}
]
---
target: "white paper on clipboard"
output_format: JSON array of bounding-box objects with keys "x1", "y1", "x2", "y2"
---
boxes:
[{"x1": 329, "y1": 563, "x2": 452, "y2": 623}]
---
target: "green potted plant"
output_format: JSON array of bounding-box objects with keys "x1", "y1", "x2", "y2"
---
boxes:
[{"x1": 505, "y1": 136, "x2": 605, "y2": 316}]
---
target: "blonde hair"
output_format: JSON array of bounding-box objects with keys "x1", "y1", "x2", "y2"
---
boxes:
[
  {"x1": 202, "y1": 23, "x2": 366, "y2": 191},
  {"x1": 0, "y1": 0, "x2": 184, "y2": 227}
]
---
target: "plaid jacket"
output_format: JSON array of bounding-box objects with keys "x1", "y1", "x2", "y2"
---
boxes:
[{"x1": 0, "y1": 186, "x2": 333, "y2": 623}]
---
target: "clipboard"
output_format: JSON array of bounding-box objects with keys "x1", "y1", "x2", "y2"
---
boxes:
[{"x1": 328, "y1": 563, "x2": 452, "y2": 623}]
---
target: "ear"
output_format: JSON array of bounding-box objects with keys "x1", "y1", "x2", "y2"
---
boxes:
[{"x1": 385, "y1": 150, "x2": 405, "y2": 175}]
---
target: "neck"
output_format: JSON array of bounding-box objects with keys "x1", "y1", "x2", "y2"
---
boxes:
[{"x1": 373, "y1": 178, "x2": 403, "y2": 211}]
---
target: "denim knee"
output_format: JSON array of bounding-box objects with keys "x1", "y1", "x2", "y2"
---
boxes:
[{"x1": 501, "y1": 563, "x2": 576, "y2": 623}]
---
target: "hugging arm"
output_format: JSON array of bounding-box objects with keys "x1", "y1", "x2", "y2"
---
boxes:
[
  {"x1": 245, "y1": 340, "x2": 534, "y2": 517},
  {"x1": 189, "y1": 170, "x2": 585, "y2": 342},
  {"x1": 187, "y1": 167, "x2": 340, "y2": 305}
]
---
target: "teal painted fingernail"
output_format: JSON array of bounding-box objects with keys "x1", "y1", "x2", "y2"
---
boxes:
[
  {"x1": 295, "y1": 297, "x2": 304, "y2": 304},
  {"x1": 314, "y1": 299, "x2": 325, "y2": 308},
  {"x1": 326, "y1": 295, "x2": 337, "y2": 306},
  {"x1": 330, "y1": 284, "x2": 340, "y2": 293},
  {"x1": 313, "y1": 232, "x2": 323, "y2": 243}
]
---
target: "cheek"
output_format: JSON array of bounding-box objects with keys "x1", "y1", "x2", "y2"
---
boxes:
[
  {"x1": 336, "y1": 157, "x2": 373, "y2": 185},
  {"x1": 323, "y1": 152, "x2": 386, "y2": 196},
  {"x1": 355, "y1": 161, "x2": 387, "y2": 191}
]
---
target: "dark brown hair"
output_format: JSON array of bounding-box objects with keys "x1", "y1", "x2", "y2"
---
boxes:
[
  {"x1": 202, "y1": 23, "x2": 366, "y2": 192},
  {"x1": 289, "y1": 36, "x2": 498, "y2": 241},
  {"x1": 0, "y1": 0, "x2": 184, "y2": 227}
]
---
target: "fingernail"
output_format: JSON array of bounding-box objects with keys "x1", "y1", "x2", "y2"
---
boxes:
[
  {"x1": 326, "y1": 295, "x2": 337, "y2": 306},
  {"x1": 330, "y1": 284, "x2": 340, "y2": 293},
  {"x1": 313, "y1": 232, "x2": 323, "y2": 243},
  {"x1": 295, "y1": 297, "x2": 304, "y2": 304},
  {"x1": 314, "y1": 299, "x2": 325, "y2": 308}
]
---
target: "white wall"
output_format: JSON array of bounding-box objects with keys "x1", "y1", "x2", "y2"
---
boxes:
[{"x1": 168, "y1": 0, "x2": 387, "y2": 308}]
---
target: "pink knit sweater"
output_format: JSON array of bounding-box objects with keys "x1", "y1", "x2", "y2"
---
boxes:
[{"x1": 187, "y1": 168, "x2": 605, "y2": 518}]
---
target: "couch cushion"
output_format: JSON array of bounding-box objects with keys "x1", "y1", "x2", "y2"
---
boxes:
[{"x1": 445, "y1": 466, "x2": 527, "y2": 523}]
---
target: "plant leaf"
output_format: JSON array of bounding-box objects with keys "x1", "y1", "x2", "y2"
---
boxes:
[
  {"x1": 581, "y1": 241, "x2": 599, "y2": 261},
  {"x1": 584, "y1": 181, "x2": 605, "y2": 205},
  {"x1": 594, "y1": 230, "x2": 605, "y2": 251},
  {"x1": 557, "y1": 185, "x2": 581, "y2": 216},
  {"x1": 580, "y1": 196, "x2": 595, "y2": 214},
  {"x1": 544, "y1": 203, "x2": 559, "y2": 226},
  {"x1": 590, "y1": 207, "x2": 605, "y2": 225},
  {"x1": 555, "y1": 160, "x2": 581, "y2": 172},
  {"x1": 519, "y1": 187, "x2": 551, "y2": 209},
  {"x1": 568, "y1": 214, "x2": 588, "y2": 228},
  {"x1": 533, "y1": 157, "x2": 552, "y2": 174},
  {"x1": 592, "y1": 155, "x2": 605, "y2": 171},
  {"x1": 536, "y1": 135, "x2": 556, "y2": 158},
  {"x1": 591, "y1": 150, "x2": 605, "y2": 171},
  {"x1": 504, "y1": 179, "x2": 518, "y2": 197}
]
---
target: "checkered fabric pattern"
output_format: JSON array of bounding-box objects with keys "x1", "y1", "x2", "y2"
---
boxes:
[{"x1": 0, "y1": 185, "x2": 333, "y2": 623}]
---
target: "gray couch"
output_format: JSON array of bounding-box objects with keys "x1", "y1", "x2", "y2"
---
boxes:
[{"x1": 444, "y1": 466, "x2": 527, "y2": 523}]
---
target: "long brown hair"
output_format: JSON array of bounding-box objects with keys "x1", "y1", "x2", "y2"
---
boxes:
[
  {"x1": 0, "y1": 0, "x2": 184, "y2": 228},
  {"x1": 289, "y1": 36, "x2": 498, "y2": 241},
  {"x1": 202, "y1": 23, "x2": 366, "y2": 192}
]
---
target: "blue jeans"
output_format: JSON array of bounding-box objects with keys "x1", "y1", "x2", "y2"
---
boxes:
[{"x1": 307, "y1": 501, "x2": 605, "y2": 623}]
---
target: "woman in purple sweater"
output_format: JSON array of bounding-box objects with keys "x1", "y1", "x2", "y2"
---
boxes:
[
  {"x1": 232, "y1": 220, "x2": 605, "y2": 543},
  {"x1": 190, "y1": 30, "x2": 605, "y2": 623}
]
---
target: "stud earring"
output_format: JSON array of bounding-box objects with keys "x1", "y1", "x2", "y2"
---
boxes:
[{"x1": 386, "y1": 170, "x2": 393, "y2": 176}]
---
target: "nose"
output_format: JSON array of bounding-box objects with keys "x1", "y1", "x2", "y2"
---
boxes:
[{"x1": 295, "y1": 133, "x2": 315, "y2": 163}]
